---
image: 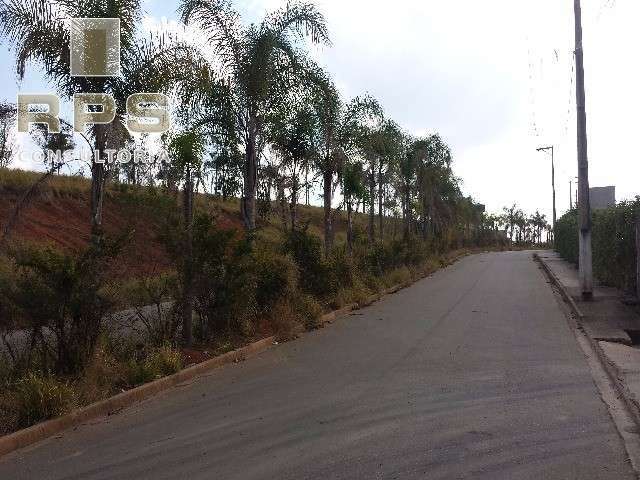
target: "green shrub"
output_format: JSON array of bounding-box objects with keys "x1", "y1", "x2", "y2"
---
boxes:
[
  {"x1": 147, "y1": 344, "x2": 182, "y2": 376},
  {"x1": 4, "y1": 239, "x2": 124, "y2": 376},
  {"x1": 382, "y1": 266, "x2": 412, "y2": 288},
  {"x1": 270, "y1": 301, "x2": 303, "y2": 342},
  {"x1": 253, "y1": 247, "x2": 299, "y2": 313},
  {"x1": 294, "y1": 293, "x2": 324, "y2": 330},
  {"x1": 328, "y1": 246, "x2": 357, "y2": 290},
  {"x1": 361, "y1": 241, "x2": 394, "y2": 277},
  {"x1": 125, "y1": 344, "x2": 182, "y2": 386},
  {"x1": 332, "y1": 281, "x2": 372, "y2": 310},
  {"x1": 282, "y1": 228, "x2": 335, "y2": 297},
  {"x1": 555, "y1": 209, "x2": 578, "y2": 265},
  {"x1": 592, "y1": 201, "x2": 638, "y2": 292},
  {"x1": 75, "y1": 342, "x2": 129, "y2": 405},
  {"x1": 13, "y1": 372, "x2": 76, "y2": 428},
  {"x1": 357, "y1": 239, "x2": 427, "y2": 278},
  {"x1": 555, "y1": 200, "x2": 639, "y2": 294},
  {"x1": 119, "y1": 273, "x2": 180, "y2": 346},
  {"x1": 163, "y1": 213, "x2": 258, "y2": 341}
]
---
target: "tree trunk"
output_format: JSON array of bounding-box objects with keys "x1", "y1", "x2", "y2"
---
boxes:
[
  {"x1": 182, "y1": 166, "x2": 194, "y2": 348},
  {"x1": 403, "y1": 183, "x2": 411, "y2": 240},
  {"x1": 290, "y1": 171, "x2": 298, "y2": 231},
  {"x1": 378, "y1": 164, "x2": 384, "y2": 239},
  {"x1": 305, "y1": 164, "x2": 310, "y2": 206},
  {"x1": 368, "y1": 163, "x2": 375, "y2": 243},
  {"x1": 323, "y1": 168, "x2": 333, "y2": 256},
  {"x1": 242, "y1": 114, "x2": 258, "y2": 231},
  {"x1": 90, "y1": 125, "x2": 107, "y2": 247},
  {"x1": 277, "y1": 173, "x2": 287, "y2": 230},
  {"x1": 347, "y1": 196, "x2": 354, "y2": 255},
  {"x1": 393, "y1": 213, "x2": 397, "y2": 240}
]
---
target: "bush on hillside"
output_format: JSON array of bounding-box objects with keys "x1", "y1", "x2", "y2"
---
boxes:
[
  {"x1": 0, "y1": 239, "x2": 125, "y2": 376},
  {"x1": 119, "y1": 273, "x2": 180, "y2": 346},
  {"x1": 282, "y1": 227, "x2": 335, "y2": 298}
]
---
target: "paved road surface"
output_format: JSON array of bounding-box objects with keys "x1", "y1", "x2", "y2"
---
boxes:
[{"x1": 1, "y1": 251, "x2": 634, "y2": 479}]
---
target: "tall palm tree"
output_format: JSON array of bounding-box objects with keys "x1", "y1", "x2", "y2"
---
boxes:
[
  {"x1": 342, "y1": 159, "x2": 366, "y2": 255},
  {"x1": 268, "y1": 89, "x2": 318, "y2": 231},
  {"x1": 167, "y1": 131, "x2": 205, "y2": 347},
  {"x1": 0, "y1": 0, "x2": 192, "y2": 244},
  {"x1": 396, "y1": 135, "x2": 417, "y2": 239},
  {"x1": 502, "y1": 204, "x2": 520, "y2": 243},
  {"x1": 307, "y1": 65, "x2": 341, "y2": 255},
  {"x1": 179, "y1": 0, "x2": 330, "y2": 231},
  {"x1": 373, "y1": 120, "x2": 403, "y2": 239},
  {"x1": 339, "y1": 95, "x2": 383, "y2": 242},
  {"x1": 530, "y1": 210, "x2": 547, "y2": 244}
]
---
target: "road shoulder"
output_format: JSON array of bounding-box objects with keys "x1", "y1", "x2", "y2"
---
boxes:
[{"x1": 536, "y1": 250, "x2": 640, "y2": 477}]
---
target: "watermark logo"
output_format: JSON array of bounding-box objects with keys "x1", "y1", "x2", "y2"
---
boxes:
[
  {"x1": 17, "y1": 18, "x2": 170, "y2": 135},
  {"x1": 16, "y1": 147, "x2": 170, "y2": 166},
  {"x1": 70, "y1": 18, "x2": 121, "y2": 77}
]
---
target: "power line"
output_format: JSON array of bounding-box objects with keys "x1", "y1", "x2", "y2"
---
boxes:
[{"x1": 596, "y1": 0, "x2": 616, "y2": 22}]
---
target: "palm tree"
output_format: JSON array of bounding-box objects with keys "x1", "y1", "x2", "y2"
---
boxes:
[
  {"x1": 514, "y1": 209, "x2": 526, "y2": 243},
  {"x1": 529, "y1": 210, "x2": 547, "y2": 245},
  {"x1": 374, "y1": 120, "x2": 404, "y2": 239},
  {"x1": 396, "y1": 136, "x2": 417, "y2": 239},
  {"x1": 168, "y1": 131, "x2": 205, "y2": 347},
  {"x1": 0, "y1": 102, "x2": 16, "y2": 168},
  {"x1": 502, "y1": 204, "x2": 520, "y2": 243},
  {"x1": 307, "y1": 65, "x2": 341, "y2": 255},
  {"x1": 179, "y1": 0, "x2": 330, "y2": 231},
  {"x1": 342, "y1": 160, "x2": 366, "y2": 254},
  {"x1": 0, "y1": 0, "x2": 192, "y2": 244},
  {"x1": 412, "y1": 134, "x2": 454, "y2": 242},
  {"x1": 338, "y1": 95, "x2": 383, "y2": 243},
  {"x1": 268, "y1": 96, "x2": 318, "y2": 231}
]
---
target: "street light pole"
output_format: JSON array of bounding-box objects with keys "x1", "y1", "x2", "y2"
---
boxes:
[
  {"x1": 574, "y1": 0, "x2": 593, "y2": 299},
  {"x1": 569, "y1": 178, "x2": 573, "y2": 209},
  {"x1": 536, "y1": 146, "x2": 556, "y2": 243}
]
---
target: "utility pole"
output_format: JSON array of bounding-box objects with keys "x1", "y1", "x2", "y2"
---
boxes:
[
  {"x1": 536, "y1": 146, "x2": 556, "y2": 243},
  {"x1": 574, "y1": 0, "x2": 593, "y2": 299}
]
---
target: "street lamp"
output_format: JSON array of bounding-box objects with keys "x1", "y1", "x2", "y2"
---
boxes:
[{"x1": 536, "y1": 146, "x2": 556, "y2": 244}]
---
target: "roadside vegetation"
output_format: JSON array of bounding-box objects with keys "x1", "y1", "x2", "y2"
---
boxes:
[
  {"x1": 0, "y1": 0, "x2": 549, "y2": 434},
  {"x1": 555, "y1": 200, "x2": 640, "y2": 295}
]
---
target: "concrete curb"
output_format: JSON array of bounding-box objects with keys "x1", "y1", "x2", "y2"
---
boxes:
[
  {"x1": 0, "y1": 336, "x2": 275, "y2": 458},
  {"x1": 0, "y1": 250, "x2": 472, "y2": 459},
  {"x1": 533, "y1": 253, "x2": 640, "y2": 428}
]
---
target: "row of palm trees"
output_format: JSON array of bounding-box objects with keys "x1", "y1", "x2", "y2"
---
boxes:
[
  {"x1": 491, "y1": 205, "x2": 550, "y2": 245},
  {"x1": 0, "y1": 0, "x2": 490, "y2": 254}
]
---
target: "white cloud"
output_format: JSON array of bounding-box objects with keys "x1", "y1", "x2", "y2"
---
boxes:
[
  {"x1": 5, "y1": 0, "x2": 639, "y2": 221},
  {"x1": 254, "y1": 0, "x2": 639, "y2": 220}
]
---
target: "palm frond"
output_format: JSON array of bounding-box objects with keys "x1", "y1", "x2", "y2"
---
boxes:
[
  {"x1": 179, "y1": 0, "x2": 243, "y2": 73},
  {"x1": 267, "y1": 1, "x2": 331, "y2": 46},
  {"x1": 54, "y1": 0, "x2": 144, "y2": 65},
  {"x1": 0, "y1": 0, "x2": 70, "y2": 80}
]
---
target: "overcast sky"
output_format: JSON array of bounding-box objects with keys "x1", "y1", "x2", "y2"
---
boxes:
[{"x1": 2, "y1": 0, "x2": 637, "y2": 221}]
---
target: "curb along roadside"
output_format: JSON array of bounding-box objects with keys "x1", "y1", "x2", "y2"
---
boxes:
[
  {"x1": 533, "y1": 252, "x2": 640, "y2": 429},
  {"x1": 0, "y1": 250, "x2": 471, "y2": 459},
  {"x1": 0, "y1": 336, "x2": 275, "y2": 458}
]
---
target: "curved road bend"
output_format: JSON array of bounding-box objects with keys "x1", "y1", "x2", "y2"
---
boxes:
[{"x1": 0, "y1": 251, "x2": 634, "y2": 479}]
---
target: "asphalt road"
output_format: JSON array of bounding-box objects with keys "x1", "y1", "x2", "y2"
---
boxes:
[{"x1": 1, "y1": 251, "x2": 634, "y2": 479}]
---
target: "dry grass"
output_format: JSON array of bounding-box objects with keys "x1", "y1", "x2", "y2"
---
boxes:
[
  {"x1": 270, "y1": 300, "x2": 305, "y2": 342},
  {"x1": 0, "y1": 168, "x2": 90, "y2": 198}
]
